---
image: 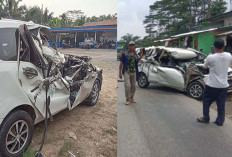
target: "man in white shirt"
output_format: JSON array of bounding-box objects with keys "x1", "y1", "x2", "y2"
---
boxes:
[{"x1": 197, "y1": 39, "x2": 232, "y2": 126}]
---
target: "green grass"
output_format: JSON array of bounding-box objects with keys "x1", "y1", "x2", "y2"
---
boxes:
[
  {"x1": 22, "y1": 146, "x2": 35, "y2": 157},
  {"x1": 58, "y1": 141, "x2": 72, "y2": 156}
]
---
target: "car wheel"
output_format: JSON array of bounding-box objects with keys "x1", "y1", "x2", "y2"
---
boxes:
[
  {"x1": 187, "y1": 81, "x2": 204, "y2": 100},
  {"x1": 0, "y1": 110, "x2": 34, "y2": 157},
  {"x1": 138, "y1": 73, "x2": 150, "y2": 88},
  {"x1": 84, "y1": 79, "x2": 100, "y2": 106}
]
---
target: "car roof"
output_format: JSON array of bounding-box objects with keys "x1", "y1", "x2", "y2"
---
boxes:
[
  {"x1": 0, "y1": 19, "x2": 50, "y2": 30},
  {"x1": 157, "y1": 46, "x2": 198, "y2": 59}
]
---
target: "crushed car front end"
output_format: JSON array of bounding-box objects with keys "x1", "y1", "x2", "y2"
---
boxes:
[{"x1": 0, "y1": 20, "x2": 103, "y2": 157}]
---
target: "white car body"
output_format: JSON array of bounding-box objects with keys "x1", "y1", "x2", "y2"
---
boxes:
[
  {"x1": 0, "y1": 19, "x2": 102, "y2": 125},
  {"x1": 0, "y1": 19, "x2": 103, "y2": 156},
  {"x1": 137, "y1": 47, "x2": 232, "y2": 99}
]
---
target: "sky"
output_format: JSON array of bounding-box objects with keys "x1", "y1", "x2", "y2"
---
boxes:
[
  {"x1": 117, "y1": 0, "x2": 232, "y2": 40},
  {"x1": 21, "y1": 0, "x2": 116, "y2": 17},
  {"x1": 20, "y1": 0, "x2": 231, "y2": 40},
  {"x1": 117, "y1": 0, "x2": 155, "y2": 40}
]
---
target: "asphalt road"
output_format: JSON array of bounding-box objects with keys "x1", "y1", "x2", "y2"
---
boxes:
[{"x1": 118, "y1": 82, "x2": 232, "y2": 157}]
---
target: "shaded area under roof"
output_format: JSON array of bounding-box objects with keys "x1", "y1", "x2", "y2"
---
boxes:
[{"x1": 50, "y1": 24, "x2": 117, "y2": 33}]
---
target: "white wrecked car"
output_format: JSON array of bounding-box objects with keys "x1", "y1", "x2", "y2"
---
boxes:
[
  {"x1": 0, "y1": 19, "x2": 103, "y2": 157},
  {"x1": 137, "y1": 46, "x2": 232, "y2": 99}
]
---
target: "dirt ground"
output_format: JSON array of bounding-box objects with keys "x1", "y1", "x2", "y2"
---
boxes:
[{"x1": 31, "y1": 48, "x2": 117, "y2": 157}]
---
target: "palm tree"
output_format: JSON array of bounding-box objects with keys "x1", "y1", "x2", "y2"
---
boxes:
[
  {"x1": 25, "y1": 6, "x2": 41, "y2": 24},
  {"x1": 43, "y1": 7, "x2": 54, "y2": 25},
  {"x1": 120, "y1": 34, "x2": 141, "y2": 49},
  {"x1": 0, "y1": 0, "x2": 24, "y2": 18}
]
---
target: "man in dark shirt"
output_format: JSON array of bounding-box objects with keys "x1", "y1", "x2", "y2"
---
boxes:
[{"x1": 119, "y1": 41, "x2": 144, "y2": 105}]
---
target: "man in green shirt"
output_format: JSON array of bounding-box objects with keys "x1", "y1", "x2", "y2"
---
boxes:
[{"x1": 119, "y1": 41, "x2": 144, "y2": 105}]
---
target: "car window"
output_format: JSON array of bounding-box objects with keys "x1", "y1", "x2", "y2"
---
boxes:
[{"x1": 0, "y1": 28, "x2": 17, "y2": 61}]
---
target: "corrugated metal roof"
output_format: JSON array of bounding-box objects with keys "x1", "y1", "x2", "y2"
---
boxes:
[
  {"x1": 217, "y1": 30, "x2": 232, "y2": 36},
  {"x1": 154, "y1": 38, "x2": 177, "y2": 43},
  {"x1": 171, "y1": 28, "x2": 217, "y2": 38},
  {"x1": 82, "y1": 19, "x2": 117, "y2": 27}
]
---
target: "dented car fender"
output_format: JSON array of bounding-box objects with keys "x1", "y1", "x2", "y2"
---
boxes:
[{"x1": 0, "y1": 62, "x2": 42, "y2": 124}]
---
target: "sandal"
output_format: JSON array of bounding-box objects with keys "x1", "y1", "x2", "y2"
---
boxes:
[
  {"x1": 197, "y1": 117, "x2": 209, "y2": 123},
  {"x1": 125, "y1": 99, "x2": 130, "y2": 105},
  {"x1": 130, "y1": 98, "x2": 136, "y2": 103}
]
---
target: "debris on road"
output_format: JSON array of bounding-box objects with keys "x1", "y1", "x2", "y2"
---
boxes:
[{"x1": 69, "y1": 132, "x2": 77, "y2": 140}]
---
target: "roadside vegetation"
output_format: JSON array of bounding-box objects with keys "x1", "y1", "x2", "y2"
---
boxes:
[
  {"x1": 0, "y1": 0, "x2": 117, "y2": 28},
  {"x1": 118, "y1": 0, "x2": 228, "y2": 48}
]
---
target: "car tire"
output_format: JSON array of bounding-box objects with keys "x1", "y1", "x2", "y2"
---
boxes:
[
  {"x1": 0, "y1": 110, "x2": 34, "y2": 157},
  {"x1": 137, "y1": 73, "x2": 150, "y2": 88},
  {"x1": 84, "y1": 79, "x2": 100, "y2": 106},
  {"x1": 187, "y1": 81, "x2": 204, "y2": 100}
]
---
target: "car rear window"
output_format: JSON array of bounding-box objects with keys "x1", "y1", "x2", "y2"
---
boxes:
[{"x1": 0, "y1": 28, "x2": 17, "y2": 61}]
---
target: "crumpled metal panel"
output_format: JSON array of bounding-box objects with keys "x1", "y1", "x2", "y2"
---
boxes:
[
  {"x1": 157, "y1": 47, "x2": 198, "y2": 59},
  {"x1": 156, "y1": 66, "x2": 185, "y2": 90},
  {"x1": 184, "y1": 64, "x2": 204, "y2": 88},
  {"x1": 70, "y1": 72, "x2": 97, "y2": 109}
]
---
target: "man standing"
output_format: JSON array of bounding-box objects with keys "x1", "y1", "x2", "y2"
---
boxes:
[
  {"x1": 197, "y1": 39, "x2": 232, "y2": 126},
  {"x1": 119, "y1": 41, "x2": 144, "y2": 105},
  {"x1": 86, "y1": 38, "x2": 91, "y2": 50}
]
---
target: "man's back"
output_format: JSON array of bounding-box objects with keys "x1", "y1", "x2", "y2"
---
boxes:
[{"x1": 205, "y1": 52, "x2": 232, "y2": 88}]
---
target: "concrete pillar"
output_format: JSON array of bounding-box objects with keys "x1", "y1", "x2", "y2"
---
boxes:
[
  {"x1": 94, "y1": 31, "x2": 97, "y2": 49},
  {"x1": 74, "y1": 32, "x2": 77, "y2": 48},
  {"x1": 59, "y1": 35, "x2": 61, "y2": 48},
  {"x1": 95, "y1": 31, "x2": 97, "y2": 41}
]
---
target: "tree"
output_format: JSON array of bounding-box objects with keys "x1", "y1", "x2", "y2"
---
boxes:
[
  {"x1": 0, "y1": 1, "x2": 116, "y2": 29},
  {"x1": 143, "y1": 0, "x2": 223, "y2": 38},
  {"x1": 43, "y1": 7, "x2": 54, "y2": 25},
  {"x1": 0, "y1": 0, "x2": 26, "y2": 19},
  {"x1": 73, "y1": 15, "x2": 86, "y2": 26},
  {"x1": 65, "y1": 10, "x2": 84, "y2": 22},
  {"x1": 119, "y1": 33, "x2": 140, "y2": 49},
  {"x1": 210, "y1": 0, "x2": 227, "y2": 16},
  {"x1": 59, "y1": 13, "x2": 72, "y2": 27},
  {"x1": 25, "y1": 6, "x2": 42, "y2": 24}
]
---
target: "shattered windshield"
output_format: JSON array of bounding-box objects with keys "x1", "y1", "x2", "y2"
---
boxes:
[{"x1": 0, "y1": 28, "x2": 17, "y2": 61}]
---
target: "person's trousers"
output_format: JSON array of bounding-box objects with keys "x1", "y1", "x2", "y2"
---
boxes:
[
  {"x1": 203, "y1": 85, "x2": 228, "y2": 125},
  {"x1": 124, "y1": 72, "x2": 136, "y2": 99}
]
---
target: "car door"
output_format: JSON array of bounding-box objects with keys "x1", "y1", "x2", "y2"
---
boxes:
[
  {"x1": 139, "y1": 59, "x2": 159, "y2": 84},
  {"x1": 156, "y1": 66, "x2": 185, "y2": 91},
  {"x1": 70, "y1": 71, "x2": 97, "y2": 110},
  {"x1": 18, "y1": 25, "x2": 69, "y2": 117}
]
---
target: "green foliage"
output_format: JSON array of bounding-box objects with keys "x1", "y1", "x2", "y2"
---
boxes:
[
  {"x1": 144, "y1": 0, "x2": 227, "y2": 39},
  {"x1": 25, "y1": 6, "x2": 42, "y2": 24},
  {"x1": 118, "y1": 33, "x2": 140, "y2": 49},
  {"x1": 210, "y1": 0, "x2": 227, "y2": 17},
  {"x1": 119, "y1": 34, "x2": 155, "y2": 49},
  {"x1": 22, "y1": 146, "x2": 35, "y2": 157},
  {"x1": 0, "y1": 1, "x2": 117, "y2": 28},
  {"x1": 58, "y1": 141, "x2": 72, "y2": 156}
]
